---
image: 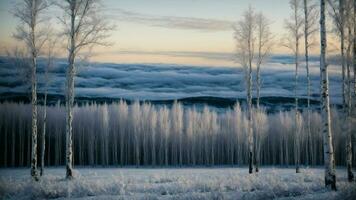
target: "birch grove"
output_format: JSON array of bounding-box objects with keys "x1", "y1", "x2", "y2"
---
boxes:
[
  {"x1": 328, "y1": 0, "x2": 355, "y2": 182},
  {"x1": 13, "y1": 0, "x2": 49, "y2": 181},
  {"x1": 2, "y1": 0, "x2": 355, "y2": 194},
  {"x1": 0, "y1": 101, "x2": 354, "y2": 168}
]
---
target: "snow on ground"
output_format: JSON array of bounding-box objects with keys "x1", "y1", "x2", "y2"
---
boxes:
[{"x1": 0, "y1": 167, "x2": 355, "y2": 200}]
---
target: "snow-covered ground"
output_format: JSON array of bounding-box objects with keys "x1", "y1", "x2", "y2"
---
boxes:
[{"x1": 0, "y1": 167, "x2": 355, "y2": 200}]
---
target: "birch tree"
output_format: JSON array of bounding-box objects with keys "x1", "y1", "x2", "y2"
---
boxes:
[
  {"x1": 234, "y1": 6, "x2": 256, "y2": 174},
  {"x1": 344, "y1": 0, "x2": 354, "y2": 182},
  {"x1": 331, "y1": 0, "x2": 347, "y2": 110},
  {"x1": 255, "y1": 13, "x2": 273, "y2": 108},
  {"x1": 13, "y1": 0, "x2": 49, "y2": 181},
  {"x1": 329, "y1": 0, "x2": 354, "y2": 182},
  {"x1": 252, "y1": 108, "x2": 268, "y2": 172},
  {"x1": 58, "y1": 0, "x2": 112, "y2": 178},
  {"x1": 40, "y1": 36, "x2": 57, "y2": 176},
  {"x1": 303, "y1": 0, "x2": 318, "y2": 166},
  {"x1": 284, "y1": 0, "x2": 303, "y2": 173},
  {"x1": 321, "y1": 0, "x2": 337, "y2": 190}
]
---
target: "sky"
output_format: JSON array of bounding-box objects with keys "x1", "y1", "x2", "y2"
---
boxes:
[{"x1": 0, "y1": 0, "x2": 332, "y2": 66}]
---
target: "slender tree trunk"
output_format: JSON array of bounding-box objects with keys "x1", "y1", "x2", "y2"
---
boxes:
[
  {"x1": 40, "y1": 85, "x2": 47, "y2": 176},
  {"x1": 30, "y1": 4, "x2": 38, "y2": 180},
  {"x1": 66, "y1": 1, "x2": 76, "y2": 178},
  {"x1": 165, "y1": 134, "x2": 168, "y2": 166},
  {"x1": 304, "y1": 0, "x2": 312, "y2": 166},
  {"x1": 294, "y1": 3, "x2": 300, "y2": 173},
  {"x1": 66, "y1": 60, "x2": 74, "y2": 178},
  {"x1": 346, "y1": 26, "x2": 354, "y2": 182},
  {"x1": 247, "y1": 19, "x2": 254, "y2": 174},
  {"x1": 320, "y1": 0, "x2": 337, "y2": 190},
  {"x1": 256, "y1": 41, "x2": 262, "y2": 109},
  {"x1": 248, "y1": 60, "x2": 254, "y2": 174},
  {"x1": 30, "y1": 56, "x2": 38, "y2": 180}
]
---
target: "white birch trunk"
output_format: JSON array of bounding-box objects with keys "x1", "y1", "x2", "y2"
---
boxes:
[
  {"x1": 30, "y1": 52, "x2": 38, "y2": 180},
  {"x1": 30, "y1": 0, "x2": 38, "y2": 180},
  {"x1": 66, "y1": 1, "x2": 76, "y2": 178},
  {"x1": 320, "y1": 0, "x2": 337, "y2": 190}
]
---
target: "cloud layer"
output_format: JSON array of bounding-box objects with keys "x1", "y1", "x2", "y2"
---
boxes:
[{"x1": 0, "y1": 56, "x2": 343, "y2": 104}]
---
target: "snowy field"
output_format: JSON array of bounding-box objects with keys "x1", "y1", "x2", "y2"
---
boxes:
[{"x1": 0, "y1": 168, "x2": 356, "y2": 200}]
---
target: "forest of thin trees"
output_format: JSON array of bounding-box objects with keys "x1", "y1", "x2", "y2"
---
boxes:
[
  {"x1": 2, "y1": 0, "x2": 355, "y2": 191},
  {"x1": 0, "y1": 101, "x2": 355, "y2": 168}
]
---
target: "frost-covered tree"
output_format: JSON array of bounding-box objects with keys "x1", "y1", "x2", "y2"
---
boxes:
[
  {"x1": 344, "y1": 0, "x2": 355, "y2": 182},
  {"x1": 132, "y1": 102, "x2": 141, "y2": 166},
  {"x1": 234, "y1": 6, "x2": 256, "y2": 174},
  {"x1": 255, "y1": 13, "x2": 273, "y2": 108},
  {"x1": 171, "y1": 102, "x2": 183, "y2": 166},
  {"x1": 284, "y1": 0, "x2": 304, "y2": 173},
  {"x1": 320, "y1": 0, "x2": 337, "y2": 190},
  {"x1": 13, "y1": 0, "x2": 50, "y2": 181},
  {"x1": 150, "y1": 107, "x2": 157, "y2": 166},
  {"x1": 303, "y1": 0, "x2": 318, "y2": 166},
  {"x1": 58, "y1": 0, "x2": 112, "y2": 179},
  {"x1": 328, "y1": 0, "x2": 347, "y2": 110},
  {"x1": 294, "y1": 111, "x2": 303, "y2": 172},
  {"x1": 158, "y1": 106, "x2": 170, "y2": 166},
  {"x1": 328, "y1": 0, "x2": 354, "y2": 182},
  {"x1": 252, "y1": 108, "x2": 268, "y2": 172},
  {"x1": 40, "y1": 36, "x2": 57, "y2": 176}
]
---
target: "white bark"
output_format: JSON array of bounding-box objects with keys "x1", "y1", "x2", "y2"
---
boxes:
[
  {"x1": 234, "y1": 7, "x2": 255, "y2": 174},
  {"x1": 59, "y1": 0, "x2": 112, "y2": 178},
  {"x1": 13, "y1": 0, "x2": 49, "y2": 181},
  {"x1": 320, "y1": 0, "x2": 337, "y2": 190}
]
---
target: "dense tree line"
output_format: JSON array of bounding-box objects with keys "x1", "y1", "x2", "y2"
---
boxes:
[{"x1": 0, "y1": 101, "x2": 355, "y2": 168}]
